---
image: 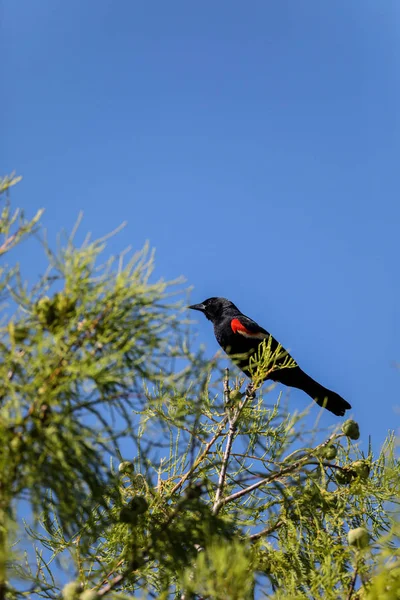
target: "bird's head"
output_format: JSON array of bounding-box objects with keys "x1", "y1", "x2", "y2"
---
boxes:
[{"x1": 188, "y1": 297, "x2": 239, "y2": 323}]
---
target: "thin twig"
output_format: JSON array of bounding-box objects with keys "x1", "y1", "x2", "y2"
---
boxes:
[
  {"x1": 186, "y1": 376, "x2": 211, "y2": 487},
  {"x1": 170, "y1": 416, "x2": 229, "y2": 495},
  {"x1": 0, "y1": 233, "x2": 17, "y2": 255},
  {"x1": 213, "y1": 424, "x2": 235, "y2": 513},
  {"x1": 213, "y1": 369, "x2": 233, "y2": 513},
  {"x1": 248, "y1": 520, "x2": 284, "y2": 541},
  {"x1": 97, "y1": 573, "x2": 125, "y2": 597},
  {"x1": 219, "y1": 434, "x2": 339, "y2": 507},
  {"x1": 346, "y1": 563, "x2": 358, "y2": 600}
]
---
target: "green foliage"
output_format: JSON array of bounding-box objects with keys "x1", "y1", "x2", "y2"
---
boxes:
[
  {"x1": 181, "y1": 540, "x2": 254, "y2": 599},
  {"x1": 248, "y1": 336, "x2": 297, "y2": 388},
  {"x1": 1, "y1": 175, "x2": 399, "y2": 600}
]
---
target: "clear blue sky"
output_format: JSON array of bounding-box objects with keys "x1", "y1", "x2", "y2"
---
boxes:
[{"x1": 2, "y1": 1, "x2": 399, "y2": 449}]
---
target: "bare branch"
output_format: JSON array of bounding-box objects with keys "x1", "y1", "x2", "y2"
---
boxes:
[{"x1": 213, "y1": 372, "x2": 254, "y2": 514}]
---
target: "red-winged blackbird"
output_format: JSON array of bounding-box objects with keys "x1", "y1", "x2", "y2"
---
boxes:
[{"x1": 189, "y1": 297, "x2": 351, "y2": 416}]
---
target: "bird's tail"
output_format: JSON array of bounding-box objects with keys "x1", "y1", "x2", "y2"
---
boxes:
[{"x1": 272, "y1": 367, "x2": 351, "y2": 416}]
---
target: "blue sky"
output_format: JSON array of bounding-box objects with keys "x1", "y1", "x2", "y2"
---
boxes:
[{"x1": 2, "y1": 1, "x2": 399, "y2": 452}]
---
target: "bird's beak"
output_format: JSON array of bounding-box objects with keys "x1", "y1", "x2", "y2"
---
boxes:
[{"x1": 188, "y1": 303, "x2": 206, "y2": 313}]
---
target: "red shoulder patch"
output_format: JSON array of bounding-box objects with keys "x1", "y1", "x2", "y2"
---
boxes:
[
  {"x1": 231, "y1": 318, "x2": 252, "y2": 335},
  {"x1": 231, "y1": 318, "x2": 267, "y2": 340}
]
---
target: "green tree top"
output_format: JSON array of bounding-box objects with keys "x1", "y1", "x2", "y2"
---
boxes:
[{"x1": 1, "y1": 175, "x2": 399, "y2": 600}]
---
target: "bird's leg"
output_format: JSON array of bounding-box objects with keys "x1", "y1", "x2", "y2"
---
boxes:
[{"x1": 245, "y1": 382, "x2": 256, "y2": 400}]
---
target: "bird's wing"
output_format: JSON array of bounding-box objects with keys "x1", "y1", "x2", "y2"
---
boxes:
[{"x1": 230, "y1": 315, "x2": 269, "y2": 340}]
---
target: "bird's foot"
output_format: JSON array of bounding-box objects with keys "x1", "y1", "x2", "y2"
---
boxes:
[{"x1": 245, "y1": 382, "x2": 256, "y2": 400}]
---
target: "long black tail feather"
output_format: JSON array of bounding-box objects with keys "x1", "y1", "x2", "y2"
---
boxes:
[{"x1": 270, "y1": 367, "x2": 351, "y2": 416}]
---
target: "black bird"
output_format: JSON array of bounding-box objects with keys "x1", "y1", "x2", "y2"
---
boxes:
[{"x1": 189, "y1": 297, "x2": 351, "y2": 416}]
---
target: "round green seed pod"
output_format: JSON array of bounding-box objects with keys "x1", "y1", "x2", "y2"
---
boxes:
[
  {"x1": 342, "y1": 420, "x2": 360, "y2": 440},
  {"x1": 229, "y1": 389, "x2": 243, "y2": 402},
  {"x1": 335, "y1": 468, "x2": 354, "y2": 485},
  {"x1": 351, "y1": 460, "x2": 370, "y2": 480},
  {"x1": 301, "y1": 484, "x2": 321, "y2": 505},
  {"x1": 62, "y1": 581, "x2": 82, "y2": 600},
  {"x1": 347, "y1": 527, "x2": 369, "y2": 549},
  {"x1": 118, "y1": 460, "x2": 134, "y2": 475},
  {"x1": 321, "y1": 444, "x2": 338, "y2": 460}
]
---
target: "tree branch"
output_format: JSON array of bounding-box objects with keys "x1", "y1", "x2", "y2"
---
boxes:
[
  {"x1": 248, "y1": 519, "x2": 284, "y2": 541},
  {"x1": 170, "y1": 415, "x2": 229, "y2": 495},
  {"x1": 213, "y1": 372, "x2": 254, "y2": 515},
  {"x1": 220, "y1": 433, "x2": 340, "y2": 507},
  {"x1": 346, "y1": 563, "x2": 358, "y2": 600}
]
